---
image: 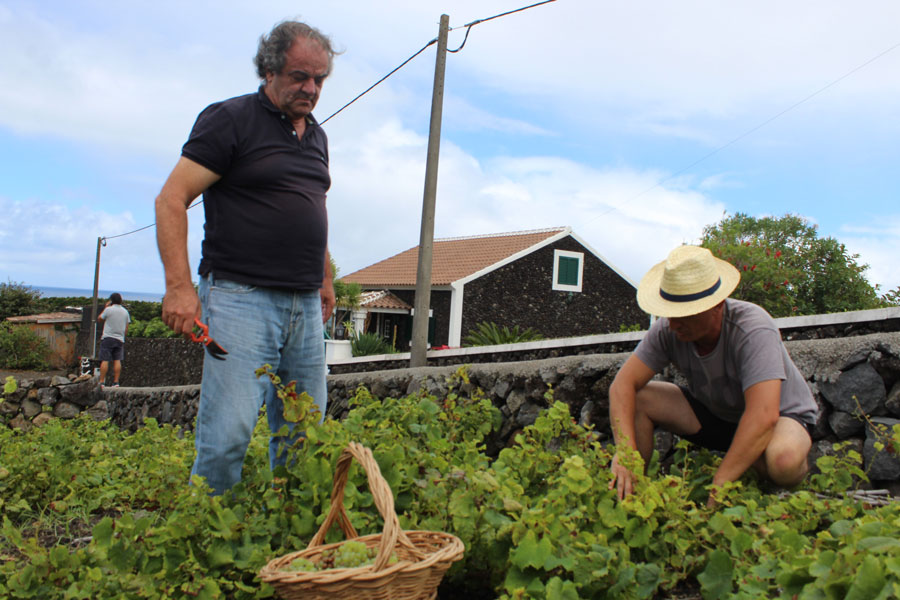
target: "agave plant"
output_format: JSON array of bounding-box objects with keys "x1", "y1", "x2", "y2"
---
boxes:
[
  {"x1": 463, "y1": 321, "x2": 544, "y2": 347},
  {"x1": 350, "y1": 332, "x2": 396, "y2": 357}
]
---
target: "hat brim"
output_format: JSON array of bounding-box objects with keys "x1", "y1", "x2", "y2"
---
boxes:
[{"x1": 636, "y1": 256, "x2": 740, "y2": 318}]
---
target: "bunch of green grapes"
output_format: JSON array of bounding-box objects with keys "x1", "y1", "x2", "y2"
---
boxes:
[
  {"x1": 283, "y1": 541, "x2": 400, "y2": 572},
  {"x1": 332, "y1": 540, "x2": 376, "y2": 568},
  {"x1": 286, "y1": 557, "x2": 316, "y2": 572}
]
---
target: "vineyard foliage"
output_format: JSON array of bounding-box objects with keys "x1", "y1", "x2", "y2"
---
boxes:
[{"x1": 3, "y1": 369, "x2": 900, "y2": 599}]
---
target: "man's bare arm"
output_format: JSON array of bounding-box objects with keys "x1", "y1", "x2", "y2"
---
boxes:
[
  {"x1": 709, "y1": 379, "x2": 781, "y2": 501},
  {"x1": 155, "y1": 157, "x2": 220, "y2": 335},
  {"x1": 320, "y1": 247, "x2": 335, "y2": 323},
  {"x1": 608, "y1": 354, "x2": 656, "y2": 499}
]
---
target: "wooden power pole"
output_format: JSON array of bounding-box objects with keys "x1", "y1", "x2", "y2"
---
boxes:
[
  {"x1": 410, "y1": 14, "x2": 450, "y2": 368},
  {"x1": 89, "y1": 236, "x2": 104, "y2": 358}
]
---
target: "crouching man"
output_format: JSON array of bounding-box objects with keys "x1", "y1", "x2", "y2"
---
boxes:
[{"x1": 608, "y1": 245, "x2": 817, "y2": 507}]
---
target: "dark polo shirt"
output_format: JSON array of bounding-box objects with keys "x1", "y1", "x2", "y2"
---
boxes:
[{"x1": 182, "y1": 86, "x2": 330, "y2": 290}]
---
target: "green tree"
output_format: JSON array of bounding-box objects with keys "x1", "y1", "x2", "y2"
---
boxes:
[
  {"x1": 0, "y1": 281, "x2": 42, "y2": 321},
  {"x1": 701, "y1": 213, "x2": 894, "y2": 317}
]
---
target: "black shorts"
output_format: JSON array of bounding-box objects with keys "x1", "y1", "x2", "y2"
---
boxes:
[
  {"x1": 678, "y1": 386, "x2": 813, "y2": 452},
  {"x1": 98, "y1": 337, "x2": 125, "y2": 362}
]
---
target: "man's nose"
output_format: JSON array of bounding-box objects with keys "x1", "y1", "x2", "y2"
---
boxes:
[{"x1": 299, "y1": 78, "x2": 318, "y2": 95}]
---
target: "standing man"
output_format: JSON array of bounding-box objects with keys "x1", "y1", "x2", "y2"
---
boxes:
[
  {"x1": 608, "y1": 245, "x2": 817, "y2": 507},
  {"x1": 97, "y1": 292, "x2": 130, "y2": 388},
  {"x1": 155, "y1": 21, "x2": 337, "y2": 495}
]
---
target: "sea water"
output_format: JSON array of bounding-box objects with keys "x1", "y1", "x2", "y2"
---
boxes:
[{"x1": 32, "y1": 286, "x2": 164, "y2": 303}]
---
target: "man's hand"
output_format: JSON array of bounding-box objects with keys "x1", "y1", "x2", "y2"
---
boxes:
[
  {"x1": 162, "y1": 284, "x2": 201, "y2": 336},
  {"x1": 320, "y1": 282, "x2": 335, "y2": 324},
  {"x1": 608, "y1": 453, "x2": 636, "y2": 500}
]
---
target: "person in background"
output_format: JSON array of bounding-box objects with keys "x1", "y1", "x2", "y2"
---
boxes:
[
  {"x1": 97, "y1": 292, "x2": 130, "y2": 388},
  {"x1": 608, "y1": 245, "x2": 817, "y2": 507},
  {"x1": 154, "y1": 20, "x2": 337, "y2": 495}
]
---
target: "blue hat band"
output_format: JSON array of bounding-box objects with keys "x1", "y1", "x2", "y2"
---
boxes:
[{"x1": 659, "y1": 278, "x2": 721, "y2": 303}]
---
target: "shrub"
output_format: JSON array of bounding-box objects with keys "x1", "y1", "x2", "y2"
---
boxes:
[
  {"x1": 129, "y1": 317, "x2": 179, "y2": 338},
  {"x1": 0, "y1": 281, "x2": 42, "y2": 321},
  {"x1": 0, "y1": 323, "x2": 51, "y2": 369},
  {"x1": 463, "y1": 321, "x2": 544, "y2": 346},
  {"x1": 350, "y1": 332, "x2": 395, "y2": 356}
]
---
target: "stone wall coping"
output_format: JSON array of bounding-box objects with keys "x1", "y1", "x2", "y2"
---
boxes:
[
  {"x1": 328, "y1": 306, "x2": 900, "y2": 367},
  {"x1": 329, "y1": 331, "x2": 646, "y2": 366},
  {"x1": 776, "y1": 306, "x2": 900, "y2": 329},
  {"x1": 328, "y1": 351, "x2": 632, "y2": 385}
]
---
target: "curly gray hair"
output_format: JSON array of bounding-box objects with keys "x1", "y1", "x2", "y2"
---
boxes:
[{"x1": 253, "y1": 21, "x2": 336, "y2": 79}]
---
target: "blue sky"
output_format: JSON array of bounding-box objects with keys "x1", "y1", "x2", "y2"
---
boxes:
[{"x1": 2, "y1": 0, "x2": 899, "y2": 298}]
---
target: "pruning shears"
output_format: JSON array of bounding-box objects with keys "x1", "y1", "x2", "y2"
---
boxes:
[{"x1": 191, "y1": 318, "x2": 228, "y2": 360}]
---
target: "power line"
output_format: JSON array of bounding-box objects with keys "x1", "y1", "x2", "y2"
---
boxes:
[
  {"x1": 101, "y1": 200, "x2": 203, "y2": 242},
  {"x1": 449, "y1": 0, "x2": 557, "y2": 53},
  {"x1": 584, "y1": 38, "x2": 900, "y2": 225},
  {"x1": 321, "y1": 39, "x2": 437, "y2": 125},
  {"x1": 100, "y1": 1, "x2": 558, "y2": 242},
  {"x1": 323, "y1": 0, "x2": 557, "y2": 120}
]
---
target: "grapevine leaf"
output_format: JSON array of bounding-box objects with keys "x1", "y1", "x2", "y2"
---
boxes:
[
  {"x1": 697, "y1": 550, "x2": 733, "y2": 600},
  {"x1": 624, "y1": 517, "x2": 652, "y2": 547},
  {"x1": 545, "y1": 576, "x2": 579, "y2": 600},
  {"x1": 634, "y1": 563, "x2": 661, "y2": 598},
  {"x1": 206, "y1": 539, "x2": 234, "y2": 568},
  {"x1": 846, "y1": 555, "x2": 887, "y2": 600},
  {"x1": 510, "y1": 530, "x2": 552, "y2": 570},
  {"x1": 92, "y1": 517, "x2": 114, "y2": 550},
  {"x1": 857, "y1": 537, "x2": 900, "y2": 552}
]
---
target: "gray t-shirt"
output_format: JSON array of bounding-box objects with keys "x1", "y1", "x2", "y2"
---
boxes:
[
  {"x1": 634, "y1": 299, "x2": 817, "y2": 426},
  {"x1": 100, "y1": 304, "x2": 131, "y2": 342}
]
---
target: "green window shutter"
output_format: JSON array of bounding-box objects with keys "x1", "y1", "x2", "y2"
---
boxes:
[{"x1": 558, "y1": 256, "x2": 579, "y2": 286}]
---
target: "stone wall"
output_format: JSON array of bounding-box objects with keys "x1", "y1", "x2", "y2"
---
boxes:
[{"x1": 5, "y1": 331, "x2": 900, "y2": 486}]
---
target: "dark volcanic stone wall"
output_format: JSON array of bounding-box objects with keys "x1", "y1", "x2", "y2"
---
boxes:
[
  {"x1": 118, "y1": 338, "x2": 204, "y2": 387},
  {"x1": 461, "y1": 237, "x2": 646, "y2": 339}
]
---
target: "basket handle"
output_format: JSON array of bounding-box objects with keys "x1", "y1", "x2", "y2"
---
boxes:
[{"x1": 307, "y1": 442, "x2": 424, "y2": 570}]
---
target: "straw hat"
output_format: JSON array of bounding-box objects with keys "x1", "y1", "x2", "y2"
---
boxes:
[{"x1": 636, "y1": 245, "x2": 740, "y2": 318}]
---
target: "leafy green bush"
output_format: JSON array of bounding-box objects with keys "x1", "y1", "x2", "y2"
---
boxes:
[
  {"x1": 350, "y1": 332, "x2": 395, "y2": 356},
  {"x1": 463, "y1": 321, "x2": 544, "y2": 346},
  {"x1": 129, "y1": 317, "x2": 180, "y2": 338},
  {"x1": 0, "y1": 324, "x2": 50, "y2": 370},
  {"x1": 0, "y1": 281, "x2": 42, "y2": 321},
  {"x1": 3, "y1": 369, "x2": 900, "y2": 599}
]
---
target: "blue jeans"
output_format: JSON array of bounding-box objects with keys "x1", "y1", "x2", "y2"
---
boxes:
[{"x1": 191, "y1": 274, "x2": 327, "y2": 495}]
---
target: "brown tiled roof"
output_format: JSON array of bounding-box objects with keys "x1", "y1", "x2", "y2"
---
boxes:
[
  {"x1": 6, "y1": 312, "x2": 82, "y2": 323},
  {"x1": 343, "y1": 227, "x2": 567, "y2": 287},
  {"x1": 359, "y1": 290, "x2": 413, "y2": 310}
]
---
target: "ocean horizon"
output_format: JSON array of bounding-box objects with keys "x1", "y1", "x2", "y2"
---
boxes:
[{"x1": 33, "y1": 285, "x2": 164, "y2": 303}]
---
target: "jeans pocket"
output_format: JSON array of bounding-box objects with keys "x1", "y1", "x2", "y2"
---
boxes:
[{"x1": 211, "y1": 278, "x2": 256, "y2": 294}]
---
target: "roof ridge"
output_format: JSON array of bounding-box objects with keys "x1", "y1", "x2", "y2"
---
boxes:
[{"x1": 434, "y1": 226, "x2": 568, "y2": 243}]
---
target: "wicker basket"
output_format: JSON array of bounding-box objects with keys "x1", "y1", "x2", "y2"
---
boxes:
[{"x1": 258, "y1": 442, "x2": 465, "y2": 600}]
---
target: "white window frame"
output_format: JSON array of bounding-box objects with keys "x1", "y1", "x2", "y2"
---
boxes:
[{"x1": 552, "y1": 249, "x2": 584, "y2": 293}]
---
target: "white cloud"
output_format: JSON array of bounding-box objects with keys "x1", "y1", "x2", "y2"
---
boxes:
[
  {"x1": 327, "y1": 122, "x2": 725, "y2": 283},
  {"x1": 841, "y1": 217, "x2": 900, "y2": 294},
  {"x1": 1, "y1": 0, "x2": 898, "y2": 300}
]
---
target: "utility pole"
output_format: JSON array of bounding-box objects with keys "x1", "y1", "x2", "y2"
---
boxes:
[
  {"x1": 89, "y1": 237, "x2": 104, "y2": 358},
  {"x1": 410, "y1": 14, "x2": 449, "y2": 368}
]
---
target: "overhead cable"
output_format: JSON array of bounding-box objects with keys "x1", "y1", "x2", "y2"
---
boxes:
[
  {"x1": 586, "y1": 38, "x2": 900, "y2": 223},
  {"x1": 99, "y1": 1, "x2": 559, "y2": 240}
]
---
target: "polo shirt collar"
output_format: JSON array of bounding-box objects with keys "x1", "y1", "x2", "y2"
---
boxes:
[{"x1": 256, "y1": 84, "x2": 319, "y2": 126}]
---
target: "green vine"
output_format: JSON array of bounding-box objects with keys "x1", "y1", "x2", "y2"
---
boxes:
[{"x1": 1, "y1": 368, "x2": 899, "y2": 599}]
